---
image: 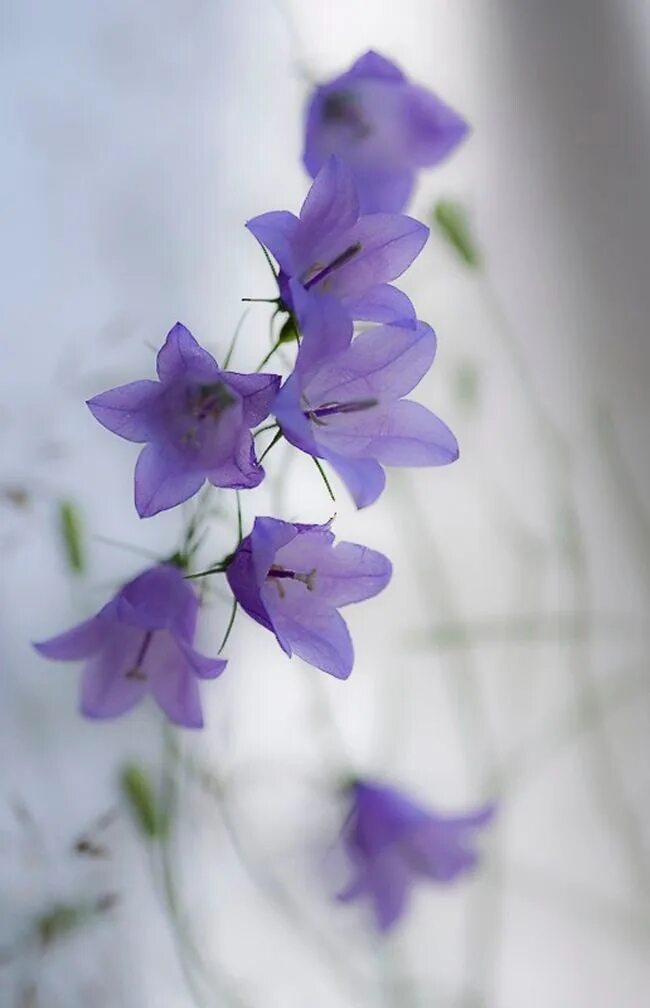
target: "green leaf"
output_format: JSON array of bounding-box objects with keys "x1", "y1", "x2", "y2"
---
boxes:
[
  {"x1": 433, "y1": 199, "x2": 481, "y2": 269},
  {"x1": 58, "y1": 500, "x2": 84, "y2": 574},
  {"x1": 120, "y1": 763, "x2": 167, "y2": 839}
]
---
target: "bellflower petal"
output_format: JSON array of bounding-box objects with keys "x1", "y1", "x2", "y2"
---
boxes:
[
  {"x1": 338, "y1": 780, "x2": 495, "y2": 932},
  {"x1": 297, "y1": 155, "x2": 359, "y2": 242},
  {"x1": 348, "y1": 50, "x2": 406, "y2": 82},
  {"x1": 245, "y1": 211, "x2": 300, "y2": 274},
  {"x1": 303, "y1": 51, "x2": 468, "y2": 213},
  {"x1": 343, "y1": 283, "x2": 416, "y2": 328},
  {"x1": 86, "y1": 381, "x2": 163, "y2": 443},
  {"x1": 34, "y1": 614, "x2": 106, "y2": 661},
  {"x1": 226, "y1": 518, "x2": 390, "y2": 678},
  {"x1": 327, "y1": 454, "x2": 386, "y2": 509},
  {"x1": 247, "y1": 158, "x2": 425, "y2": 328},
  {"x1": 265, "y1": 596, "x2": 354, "y2": 679},
  {"x1": 81, "y1": 628, "x2": 149, "y2": 719},
  {"x1": 156, "y1": 322, "x2": 218, "y2": 382},
  {"x1": 224, "y1": 372, "x2": 282, "y2": 427},
  {"x1": 290, "y1": 280, "x2": 353, "y2": 374},
  {"x1": 88, "y1": 323, "x2": 279, "y2": 516},
  {"x1": 272, "y1": 320, "x2": 456, "y2": 508},
  {"x1": 35, "y1": 565, "x2": 226, "y2": 727},
  {"x1": 134, "y1": 444, "x2": 205, "y2": 518}
]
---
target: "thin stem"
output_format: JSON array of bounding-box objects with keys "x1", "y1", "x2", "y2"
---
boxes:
[
  {"x1": 253, "y1": 422, "x2": 279, "y2": 439},
  {"x1": 184, "y1": 563, "x2": 227, "y2": 581},
  {"x1": 254, "y1": 239, "x2": 278, "y2": 280},
  {"x1": 312, "y1": 457, "x2": 336, "y2": 502},
  {"x1": 241, "y1": 297, "x2": 279, "y2": 304},
  {"x1": 218, "y1": 598, "x2": 238, "y2": 654},
  {"x1": 235, "y1": 490, "x2": 243, "y2": 544},
  {"x1": 258, "y1": 428, "x2": 283, "y2": 464},
  {"x1": 223, "y1": 308, "x2": 250, "y2": 370},
  {"x1": 255, "y1": 339, "x2": 282, "y2": 372}
]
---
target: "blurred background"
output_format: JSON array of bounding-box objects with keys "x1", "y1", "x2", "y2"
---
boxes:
[{"x1": 1, "y1": 1, "x2": 649, "y2": 1005}]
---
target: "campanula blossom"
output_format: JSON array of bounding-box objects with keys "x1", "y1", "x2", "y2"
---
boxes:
[
  {"x1": 304, "y1": 50, "x2": 468, "y2": 213},
  {"x1": 226, "y1": 517, "x2": 391, "y2": 679},
  {"x1": 34, "y1": 565, "x2": 226, "y2": 727},
  {"x1": 87, "y1": 323, "x2": 280, "y2": 517},
  {"x1": 246, "y1": 156, "x2": 427, "y2": 332},
  {"x1": 272, "y1": 318, "x2": 458, "y2": 508},
  {"x1": 338, "y1": 780, "x2": 495, "y2": 932}
]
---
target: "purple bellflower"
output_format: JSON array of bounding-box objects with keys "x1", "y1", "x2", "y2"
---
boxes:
[
  {"x1": 87, "y1": 323, "x2": 280, "y2": 517},
  {"x1": 304, "y1": 50, "x2": 468, "y2": 213},
  {"x1": 246, "y1": 156, "x2": 428, "y2": 333},
  {"x1": 226, "y1": 517, "x2": 391, "y2": 680},
  {"x1": 34, "y1": 564, "x2": 226, "y2": 728},
  {"x1": 338, "y1": 780, "x2": 495, "y2": 932},
  {"x1": 272, "y1": 318, "x2": 459, "y2": 508}
]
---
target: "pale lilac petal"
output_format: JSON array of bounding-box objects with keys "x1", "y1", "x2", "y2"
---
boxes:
[
  {"x1": 272, "y1": 372, "x2": 322, "y2": 457},
  {"x1": 245, "y1": 211, "x2": 300, "y2": 273},
  {"x1": 298, "y1": 157, "x2": 359, "y2": 239},
  {"x1": 371, "y1": 859, "x2": 412, "y2": 932},
  {"x1": 116, "y1": 565, "x2": 198, "y2": 641},
  {"x1": 176, "y1": 639, "x2": 227, "y2": 679},
  {"x1": 226, "y1": 518, "x2": 297, "y2": 632},
  {"x1": 207, "y1": 433, "x2": 265, "y2": 490},
  {"x1": 146, "y1": 635, "x2": 204, "y2": 728},
  {"x1": 310, "y1": 542, "x2": 392, "y2": 607},
  {"x1": 86, "y1": 380, "x2": 163, "y2": 443},
  {"x1": 327, "y1": 454, "x2": 386, "y2": 509},
  {"x1": 404, "y1": 85, "x2": 469, "y2": 167},
  {"x1": 318, "y1": 214, "x2": 428, "y2": 299},
  {"x1": 343, "y1": 284, "x2": 416, "y2": 327},
  {"x1": 34, "y1": 614, "x2": 106, "y2": 661},
  {"x1": 352, "y1": 168, "x2": 415, "y2": 214},
  {"x1": 264, "y1": 592, "x2": 354, "y2": 680},
  {"x1": 348, "y1": 50, "x2": 405, "y2": 82},
  {"x1": 134, "y1": 444, "x2": 206, "y2": 518},
  {"x1": 80, "y1": 626, "x2": 147, "y2": 719},
  {"x1": 224, "y1": 371, "x2": 281, "y2": 427},
  {"x1": 291, "y1": 281, "x2": 353, "y2": 375},
  {"x1": 365, "y1": 400, "x2": 459, "y2": 466},
  {"x1": 156, "y1": 323, "x2": 219, "y2": 384},
  {"x1": 305, "y1": 321, "x2": 437, "y2": 406}
]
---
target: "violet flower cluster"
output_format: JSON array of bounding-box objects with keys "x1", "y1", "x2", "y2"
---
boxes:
[{"x1": 34, "y1": 51, "x2": 492, "y2": 933}]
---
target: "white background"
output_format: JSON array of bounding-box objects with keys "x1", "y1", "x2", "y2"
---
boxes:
[{"x1": 1, "y1": 1, "x2": 649, "y2": 1005}]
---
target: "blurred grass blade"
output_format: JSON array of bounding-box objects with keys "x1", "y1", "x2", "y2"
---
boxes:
[
  {"x1": 58, "y1": 500, "x2": 84, "y2": 574},
  {"x1": 120, "y1": 763, "x2": 168, "y2": 839},
  {"x1": 433, "y1": 199, "x2": 481, "y2": 269}
]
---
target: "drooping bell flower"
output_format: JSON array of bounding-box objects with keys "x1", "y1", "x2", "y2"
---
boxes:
[
  {"x1": 303, "y1": 50, "x2": 468, "y2": 213},
  {"x1": 34, "y1": 564, "x2": 226, "y2": 727},
  {"x1": 226, "y1": 517, "x2": 391, "y2": 680},
  {"x1": 87, "y1": 323, "x2": 280, "y2": 517},
  {"x1": 272, "y1": 317, "x2": 458, "y2": 508},
  {"x1": 246, "y1": 156, "x2": 427, "y2": 333},
  {"x1": 338, "y1": 779, "x2": 495, "y2": 932}
]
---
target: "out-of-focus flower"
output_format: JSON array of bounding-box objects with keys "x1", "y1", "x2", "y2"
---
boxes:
[
  {"x1": 246, "y1": 157, "x2": 427, "y2": 332},
  {"x1": 272, "y1": 318, "x2": 458, "y2": 508},
  {"x1": 226, "y1": 517, "x2": 391, "y2": 679},
  {"x1": 338, "y1": 780, "x2": 495, "y2": 932},
  {"x1": 87, "y1": 323, "x2": 280, "y2": 517},
  {"x1": 34, "y1": 565, "x2": 226, "y2": 727},
  {"x1": 303, "y1": 51, "x2": 468, "y2": 213}
]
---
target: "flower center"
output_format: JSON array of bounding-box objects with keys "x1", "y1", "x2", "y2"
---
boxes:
[
  {"x1": 267, "y1": 565, "x2": 317, "y2": 599},
  {"x1": 125, "y1": 631, "x2": 153, "y2": 680},
  {"x1": 321, "y1": 90, "x2": 372, "y2": 140},
  {"x1": 180, "y1": 382, "x2": 236, "y2": 448},
  {"x1": 303, "y1": 398, "x2": 379, "y2": 426},
  {"x1": 302, "y1": 242, "x2": 362, "y2": 291}
]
